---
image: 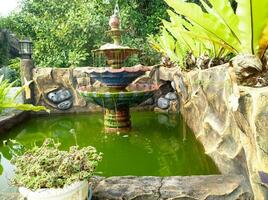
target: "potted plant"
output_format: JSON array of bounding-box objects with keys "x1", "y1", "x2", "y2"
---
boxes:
[{"x1": 10, "y1": 138, "x2": 102, "y2": 200}]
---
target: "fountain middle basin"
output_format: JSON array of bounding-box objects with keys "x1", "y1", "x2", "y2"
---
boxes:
[
  {"x1": 79, "y1": 83, "x2": 158, "y2": 109},
  {"x1": 86, "y1": 66, "x2": 150, "y2": 88}
]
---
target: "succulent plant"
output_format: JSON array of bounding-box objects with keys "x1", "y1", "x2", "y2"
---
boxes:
[{"x1": 11, "y1": 138, "x2": 102, "y2": 190}]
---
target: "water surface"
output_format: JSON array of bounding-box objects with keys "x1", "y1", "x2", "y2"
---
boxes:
[{"x1": 0, "y1": 112, "x2": 219, "y2": 193}]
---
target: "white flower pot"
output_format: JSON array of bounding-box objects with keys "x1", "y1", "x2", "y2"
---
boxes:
[{"x1": 19, "y1": 181, "x2": 91, "y2": 200}]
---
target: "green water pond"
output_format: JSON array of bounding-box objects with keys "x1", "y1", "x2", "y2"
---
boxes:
[{"x1": 0, "y1": 112, "x2": 219, "y2": 192}]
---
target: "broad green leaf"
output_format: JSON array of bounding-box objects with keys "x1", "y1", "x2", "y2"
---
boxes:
[
  {"x1": 165, "y1": 12, "x2": 208, "y2": 57},
  {"x1": 1, "y1": 103, "x2": 50, "y2": 113},
  {"x1": 164, "y1": 0, "x2": 240, "y2": 53},
  {"x1": 207, "y1": 0, "x2": 240, "y2": 44},
  {"x1": 163, "y1": 20, "x2": 194, "y2": 53},
  {"x1": 236, "y1": 0, "x2": 268, "y2": 54},
  {"x1": 166, "y1": 10, "x2": 234, "y2": 56},
  {"x1": 0, "y1": 75, "x2": 49, "y2": 114},
  {"x1": 258, "y1": 22, "x2": 268, "y2": 58}
]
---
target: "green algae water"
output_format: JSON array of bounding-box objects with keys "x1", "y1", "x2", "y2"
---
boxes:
[{"x1": 0, "y1": 112, "x2": 219, "y2": 193}]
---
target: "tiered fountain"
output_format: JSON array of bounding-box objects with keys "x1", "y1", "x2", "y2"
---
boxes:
[{"x1": 78, "y1": 3, "x2": 159, "y2": 133}]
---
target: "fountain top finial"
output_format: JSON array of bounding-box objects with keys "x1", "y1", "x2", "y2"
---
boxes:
[
  {"x1": 109, "y1": 1, "x2": 120, "y2": 30},
  {"x1": 113, "y1": 1, "x2": 120, "y2": 17}
]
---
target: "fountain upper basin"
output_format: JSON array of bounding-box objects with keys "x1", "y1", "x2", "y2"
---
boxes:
[{"x1": 92, "y1": 44, "x2": 139, "y2": 67}]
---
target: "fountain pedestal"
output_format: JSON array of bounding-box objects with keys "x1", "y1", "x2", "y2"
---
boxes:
[{"x1": 104, "y1": 107, "x2": 131, "y2": 133}]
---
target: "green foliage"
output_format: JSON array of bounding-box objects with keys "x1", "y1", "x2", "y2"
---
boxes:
[
  {"x1": 8, "y1": 58, "x2": 20, "y2": 72},
  {"x1": 0, "y1": 0, "x2": 168, "y2": 67},
  {"x1": 259, "y1": 22, "x2": 268, "y2": 58},
  {"x1": 149, "y1": 30, "x2": 182, "y2": 66},
  {"x1": 11, "y1": 138, "x2": 102, "y2": 190},
  {"x1": 0, "y1": 58, "x2": 21, "y2": 86},
  {"x1": 236, "y1": 0, "x2": 268, "y2": 56},
  {"x1": 0, "y1": 58, "x2": 20, "y2": 82},
  {"x1": 0, "y1": 75, "x2": 49, "y2": 114},
  {"x1": 149, "y1": 16, "x2": 230, "y2": 68},
  {"x1": 151, "y1": 0, "x2": 268, "y2": 68},
  {"x1": 0, "y1": 66, "x2": 20, "y2": 85},
  {"x1": 164, "y1": 0, "x2": 268, "y2": 56},
  {"x1": 164, "y1": 0, "x2": 239, "y2": 54}
]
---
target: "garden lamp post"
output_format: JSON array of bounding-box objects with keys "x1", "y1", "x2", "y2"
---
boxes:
[
  {"x1": 19, "y1": 39, "x2": 34, "y2": 104},
  {"x1": 19, "y1": 39, "x2": 33, "y2": 59}
]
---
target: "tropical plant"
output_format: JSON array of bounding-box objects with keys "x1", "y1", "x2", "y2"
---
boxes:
[
  {"x1": 148, "y1": 30, "x2": 181, "y2": 65},
  {"x1": 11, "y1": 138, "x2": 102, "y2": 190},
  {"x1": 0, "y1": 75, "x2": 49, "y2": 114},
  {"x1": 152, "y1": 0, "x2": 268, "y2": 69},
  {"x1": 149, "y1": 23, "x2": 230, "y2": 69},
  {"x1": 164, "y1": 0, "x2": 268, "y2": 58}
]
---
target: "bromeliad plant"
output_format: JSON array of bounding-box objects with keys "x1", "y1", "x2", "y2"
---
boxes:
[
  {"x1": 151, "y1": 0, "x2": 268, "y2": 71},
  {"x1": 0, "y1": 75, "x2": 49, "y2": 114},
  {"x1": 11, "y1": 138, "x2": 103, "y2": 190}
]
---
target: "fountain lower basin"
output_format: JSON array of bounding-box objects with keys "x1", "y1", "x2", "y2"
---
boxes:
[{"x1": 78, "y1": 83, "x2": 159, "y2": 133}]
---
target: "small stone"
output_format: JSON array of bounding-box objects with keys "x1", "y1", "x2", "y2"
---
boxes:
[
  {"x1": 57, "y1": 100, "x2": 72, "y2": 110},
  {"x1": 47, "y1": 89, "x2": 72, "y2": 103},
  {"x1": 47, "y1": 92, "x2": 58, "y2": 103},
  {"x1": 56, "y1": 89, "x2": 72, "y2": 102},
  {"x1": 157, "y1": 97, "x2": 170, "y2": 109},
  {"x1": 165, "y1": 92, "x2": 177, "y2": 100}
]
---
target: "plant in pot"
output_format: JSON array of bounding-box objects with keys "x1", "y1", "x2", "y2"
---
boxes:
[{"x1": 10, "y1": 138, "x2": 102, "y2": 200}]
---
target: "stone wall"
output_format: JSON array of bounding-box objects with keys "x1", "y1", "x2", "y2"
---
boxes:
[
  {"x1": 31, "y1": 67, "x2": 158, "y2": 113},
  {"x1": 32, "y1": 67, "x2": 98, "y2": 113},
  {"x1": 156, "y1": 65, "x2": 268, "y2": 199},
  {"x1": 31, "y1": 66, "x2": 180, "y2": 114}
]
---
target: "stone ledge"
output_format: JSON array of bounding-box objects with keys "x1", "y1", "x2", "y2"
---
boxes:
[{"x1": 92, "y1": 175, "x2": 253, "y2": 200}]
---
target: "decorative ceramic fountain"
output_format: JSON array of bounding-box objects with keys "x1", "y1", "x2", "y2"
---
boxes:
[{"x1": 78, "y1": 3, "x2": 159, "y2": 133}]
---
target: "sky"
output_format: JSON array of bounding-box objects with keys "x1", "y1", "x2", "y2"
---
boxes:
[{"x1": 0, "y1": 0, "x2": 19, "y2": 16}]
